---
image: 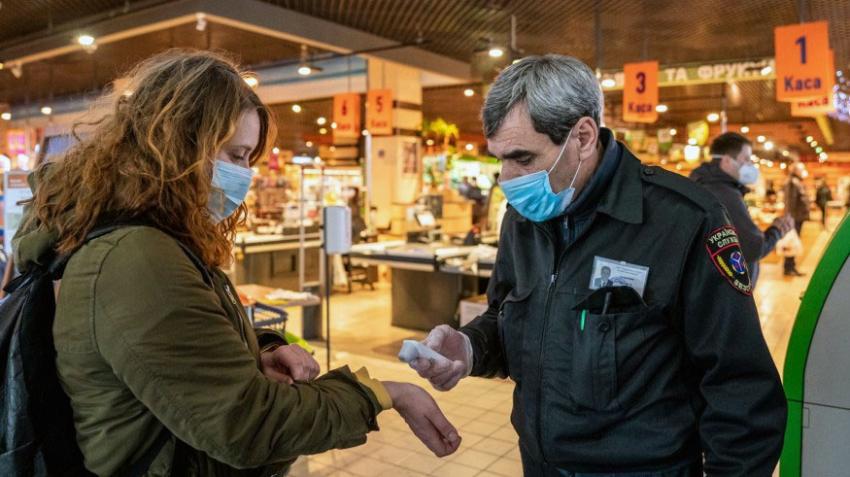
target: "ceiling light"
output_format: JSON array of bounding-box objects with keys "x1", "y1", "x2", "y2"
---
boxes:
[
  {"x1": 426, "y1": 139, "x2": 435, "y2": 146},
  {"x1": 780, "y1": 162, "x2": 788, "y2": 169},
  {"x1": 298, "y1": 65, "x2": 313, "y2": 76},
  {"x1": 601, "y1": 78, "x2": 617, "y2": 88},
  {"x1": 465, "y1": 143, "x2": 475, "y2": 151},
  {"x1": 331, "y1": 122, "x2": 337, "y2": 129},
  {"x1": 464, "y1": 88, "x2": 474, "y2": 97},
  {"x1": 764, "y1": 141, "x2": 774, "y2": 151},
  {"x1": 816, "y1": 146, "x2": 823, "y2": 153},
  {"x1": 316, "y1": 116, "x2": 327, "y2": 125},
  {"x1": 782, "y1": 150, "x2": 790, "y2": 157},
  {"x1": 362, "y1": 129, "x2": 370, "y2": 136},
  {"x1": 77, "y1": 34, "x2": 95, "y2": 47},
  {"x1": 810, "y1": 140, "x2": 818, "y2": 147},
  {"x1": 244, "y1": 75, "x2": 259, "y2": 88},
  {"x1": 329, "y1": 146, "x2": 336, "y2": 152},
  {"x1": 706, "y1": 112, "x2": 720, "y2": 122},
  {"x1": 756, "y1": 135, "x2": 766, "y2": 143},
  {"x1": 669, "y1": 128, "x2": 677, "y2": 136},
  {"x1": 305, "y1": 141, "x2": 314, "y2": 148},
  {"x1": 760, "y1": 65, "x2": 773, "y2": 76},
  {"x1": 819, "y1": 152, "x2": 828, "y2": 161},
  {"x1": 488, "y1": 47, "x2": 505, "y2": 58},
  {"x1": 806, "y1": 135, "x2": 814, "y2": 143},
  {"x1": 272, "y1": 147, "x2": 280, "y2": 154},
  {"x1": 319, "y1": 128, "x2": 328, "y2": 135},
  {"x1": 41, "y1": 106, "x2": 52, "y2": 115},
  {"x1": 195, "y1": 13, "x2": 207, "y2": 31},
  {"x1": 291, "y1": 104, "x2": 302, "y2": 113},
  {"x1": 740, "y1": 125, "x2": 750, "y2": 134},
  {"x1": 1, "y1": 112, "x2": 10, "y2": 121},
  {"x1": 655, "y1": 104, "x2": 669, "y2": 113}
]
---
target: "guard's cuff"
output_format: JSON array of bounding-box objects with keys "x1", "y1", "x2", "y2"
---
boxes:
[
  {"x1": 353, "y1": 367, "x2": 393, "y2": 411},
  {"x1": 461, "y1": 332, "x2": 474, "y2": 377},
  {"x1": 255, "y1": 328, "x2": 287, "y2": 352}
]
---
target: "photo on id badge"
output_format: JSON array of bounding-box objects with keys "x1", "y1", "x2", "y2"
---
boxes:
[{"x1": 589, "y1": 256, "x2": 650, "y2": 297}]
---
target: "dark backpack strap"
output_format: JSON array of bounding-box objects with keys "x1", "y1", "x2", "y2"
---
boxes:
[{"x1": 114, "y1": 426, "x2": 172, "y2": 477}]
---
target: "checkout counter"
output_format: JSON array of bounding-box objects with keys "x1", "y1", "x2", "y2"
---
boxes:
[
  {"x1": 231, "y1": 228, "x2": 322, "y2": 290},
  {"x1": 349, "y1": 229, "x2": 497, "y2": 331},
  {"x1": 780, "y1": 215, "x2": 850, "y2": 476}
]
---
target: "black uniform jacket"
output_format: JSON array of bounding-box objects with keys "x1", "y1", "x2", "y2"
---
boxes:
[{"x1": 460, "y1": 136, "x2": 786, "y2": 475}]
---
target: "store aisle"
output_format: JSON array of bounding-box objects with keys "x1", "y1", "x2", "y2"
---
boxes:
[{"x1": 289, "y1": 216, "x2": 842, "y2": 476}]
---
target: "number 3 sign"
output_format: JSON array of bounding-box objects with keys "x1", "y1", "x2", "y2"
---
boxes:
[
  {"x1": 623, "y1": 61, "x2": 659, "y2": 123},
  {"x1": 775, "y1": 21, "x2": 831, "y2": 101}
]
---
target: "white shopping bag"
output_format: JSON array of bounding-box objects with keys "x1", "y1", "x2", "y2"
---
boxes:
[{"x1": 776, "y1": 229, "x2": 803, "y2": 258}]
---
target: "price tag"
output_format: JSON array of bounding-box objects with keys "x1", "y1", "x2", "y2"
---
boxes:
[
  {"x1": 623, "y1": 61, "x2": 659, "y2": 123},
  {"x1": 366, "y1": 89, "x2": 393, "y2": 136},
  {"x1": 775, "y1": 21, "x2": 831, "y2": 101},
  {"x1": 333, "y1": 93, "x2": 361, "y2": 139}
]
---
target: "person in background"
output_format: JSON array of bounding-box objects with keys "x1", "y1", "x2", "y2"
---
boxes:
[
  {"x1": 784, "y1": 162, "x2": 811, "y2": 276},
  {"x1": 15, "y1": 50, "x2": 459, "y2": 476},
  {"x1": 815, "y1": 177, "x2": 833, "y2": 228},
  {"x1": 411, "y1": 54, "x2": 785, "y2": 476},
  {"x1": 691, "y1": 132, "x2": 793, "y2": 286}
]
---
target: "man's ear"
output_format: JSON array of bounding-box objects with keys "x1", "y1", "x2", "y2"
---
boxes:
[{"x1": 575, "y1": 118, "x2": 599, "y2": 157}]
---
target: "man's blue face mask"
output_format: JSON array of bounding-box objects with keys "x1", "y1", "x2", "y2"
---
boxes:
[
  {"x1": 499, "y1": 126, "x2": 584, "y2": 222},
  {"x1": 208, "y1": 160, "x2": 254, "y2": 223}
]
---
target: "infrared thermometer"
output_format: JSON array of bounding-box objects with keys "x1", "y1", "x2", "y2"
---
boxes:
[{"x1": 398, "y1": 340, "x2": 451, "y2": 367}]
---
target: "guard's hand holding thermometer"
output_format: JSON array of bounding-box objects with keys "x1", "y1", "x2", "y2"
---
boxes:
[{"x1": 406, "y1": 325, "x2": 474, "y2": 392}]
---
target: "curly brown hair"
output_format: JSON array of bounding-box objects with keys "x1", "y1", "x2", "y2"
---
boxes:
[{"x1": 29, "y1": 49, "x2": 274, "y2": 267}]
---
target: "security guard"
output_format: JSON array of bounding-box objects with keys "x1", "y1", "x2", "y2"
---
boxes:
[{"x1": 412, "y1": 55, "x2": 786, "y2": 476}]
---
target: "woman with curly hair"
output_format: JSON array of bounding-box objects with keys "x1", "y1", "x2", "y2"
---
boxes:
[{"x1": 14, "y1": 49, "x2": 459, "y2": 476}]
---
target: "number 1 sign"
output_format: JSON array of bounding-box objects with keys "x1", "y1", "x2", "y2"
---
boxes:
[
  {"x1": 775, "y1": 21, "x2": 831, "y2": 101},
  {"x1": 623, "y1": 61, "x2": 659, "y2": 123}
]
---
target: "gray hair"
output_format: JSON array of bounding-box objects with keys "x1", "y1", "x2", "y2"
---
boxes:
[{"x1": 482, "y1": 54, "x2": 603, "y2": 145}]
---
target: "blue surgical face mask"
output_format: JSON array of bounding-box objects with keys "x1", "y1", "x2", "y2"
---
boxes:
[
  {"x1": 738, "y1": 162, "x2": 760, "y2": 185},
  {"x1": 499, "y1": 127, "x2": 584, "y2": 222},
  {"x1": 208, "y1": 160, "x2": 255, "y2": 223}
]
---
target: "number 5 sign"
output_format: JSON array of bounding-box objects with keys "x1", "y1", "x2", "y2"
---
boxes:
[
  {"x1": 775, "y1": 21, "x2": 831, "y2": 101},
  {"x1": 623, "y1": 61, "x2": 659, "y2": 123},
  {"x1": 366, "y1": 89, "x2": 393, "y2": 136}
]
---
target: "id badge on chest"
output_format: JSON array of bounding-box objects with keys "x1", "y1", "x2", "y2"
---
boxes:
[{"x1": 589, "y1": 256, "x2": 650, "y2": 297}]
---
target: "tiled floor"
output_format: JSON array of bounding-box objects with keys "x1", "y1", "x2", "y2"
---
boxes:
[{"x1": 287, "y1": 217, "x2": 840, "y2": 477}]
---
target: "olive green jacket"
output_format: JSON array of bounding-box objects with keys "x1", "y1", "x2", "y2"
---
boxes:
[{"x1": 14, "y1": 175, "x2": 384, "y2": 476}]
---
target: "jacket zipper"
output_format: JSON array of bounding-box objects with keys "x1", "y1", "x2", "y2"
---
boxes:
[{"x1": 223, "y1": 282, "x2": 247, "y2": 343}]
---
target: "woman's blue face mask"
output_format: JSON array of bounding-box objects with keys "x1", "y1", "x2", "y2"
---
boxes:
[
  {"x1": 208, "y1": 160, "x2": 254, "y2": 223},
  {"x1": 499, "y1": 127, "x2": 584, "y2": 222}
]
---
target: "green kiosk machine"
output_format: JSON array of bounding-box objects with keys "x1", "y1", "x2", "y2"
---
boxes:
[{"x1": 781, "y1": 214, "x2": 850, "y2": 476}]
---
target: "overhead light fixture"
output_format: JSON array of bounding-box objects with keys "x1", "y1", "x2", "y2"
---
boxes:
[
  {"x1": 361, "y1": 129, "x2": 370, "y2": 136},
  {"x1": 465, "y1": 143, "x2": 475, "y2": 151},
  {"x1": 330, "y1": 122, "x2": 337, "y2": 129},
  {"x1": 243, "y1": 75, "x2": 259, "y2": 88},
  {"x1": 806, "y1": 135, "x2": 814, "y2": 143},
  {"x1": 464, "y1": 88, "x2": 474, "y2": 97},
  {"x1": 810, "y1": 140, "x2": 818, "y2": 147},
  {"x1": 297, "y1": 44, "x2": 322, "y2": 76},
  {"x1": 706, "y1": 112, "x2": 720, "y2": 122},
  {"x1": 426, "y1": 139, "x2": 435, "y2": 146},
  {"x1": 195, "y1": 13, "x2": 207, "y2": 31},
  {"x1": 819, "y1": 152, "x2": 828, "y2": 161},
  {"x1": 655, "y1": 104, "x2": 669, "y2": 113},
  {"x1": 10, "y1": 63, "x2": 22, "y2": 79},
  {"x1": 740, "y1": 125, "x2": 750, "y2": 134},
  {"x1": 489, "y1": 47, "x2": 505, "y2": 58},
  {"x1": 602, "y1": 78, "x2": 617, "y2": 88},
  {"x1": 757, "y1": 135, "x2": 766, "y2": 143},
  {"x1": 782, "y1": 150, "x2": 790, "y2": 157},
  {"x1": 1, "y1": 112, "x2": 10, "y2": 121},
  {"x1": 319, "y1": 127, "x2": 328, "y2": 135},
  {"x1": 760, "y1": 65, "x2": 773, "y2": 76},
  {"x1": 316, "y1": 116, "x2": 327, "y2": 125},
  {"x1": 764, "y1": 141, "x2": 774, "y2": 151},
  {"x1": 41, "y1": 106, "x2": 52, "y2": 115},
  {"x1": 816, "y1": 146, "x2": 823, "y2": 153},
  {"x1": 77, "y1": 34, "x2": 97, "y2": 53},
  {"x1": 669, "y1": 128, "x2": 677, "y2": 136},
  {"x1": 272, "y1": 147, "x2": 280, "y2": 155},
  {"x1": 305, "y1": 141, "x2": 314, "y2": 148},
  {"x1": 291, "y1": 104, "x2": 302, "y2": 113},
  {"x1": 780, "y1": 162, "x2": 788, "y2": 169}
]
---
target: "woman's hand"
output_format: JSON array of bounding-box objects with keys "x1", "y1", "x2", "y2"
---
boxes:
[
  {"x1": 260, "y1": 345, "x2": 320, "y2": 384},
  {"x1": 383, "y1": 381, "x2": 461, "y2": 457}
]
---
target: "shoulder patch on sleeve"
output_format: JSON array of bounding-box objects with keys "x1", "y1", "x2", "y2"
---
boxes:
[{"x1": 705, "y1": 225, "x2": 753, "y2": 296}]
